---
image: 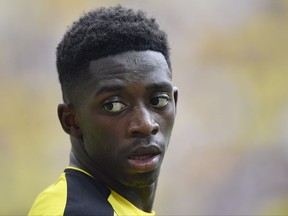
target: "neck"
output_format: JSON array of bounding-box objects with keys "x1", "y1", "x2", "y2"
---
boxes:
[{"x1": 69, "y1": 149, "x2": 158, "y2": 212}]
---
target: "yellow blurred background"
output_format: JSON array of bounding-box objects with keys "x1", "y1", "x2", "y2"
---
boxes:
[{"x1": 1, "y1": 0, "x2": 288, "y2": 215}]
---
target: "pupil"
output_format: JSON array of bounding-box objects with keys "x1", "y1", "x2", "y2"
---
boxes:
[
  {"x1": 106, "y1": 103, "x2": 114, "y2": 110},
  {"x1": 151, "y1": 98, "x2": 159, "y2": 105}
]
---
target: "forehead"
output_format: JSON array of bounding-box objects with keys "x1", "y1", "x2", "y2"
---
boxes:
[{"x1": 88, "y1": 50, "x2": 171, "y2": 83}]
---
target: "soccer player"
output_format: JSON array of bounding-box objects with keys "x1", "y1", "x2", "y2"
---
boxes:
[{"x1": 29, "y1": 5, "x2": 178, "y2": 215}]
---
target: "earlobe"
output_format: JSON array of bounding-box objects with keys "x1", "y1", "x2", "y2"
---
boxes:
[{"x1": 57, "y1": 103, "x2": 82, "y2": 138}]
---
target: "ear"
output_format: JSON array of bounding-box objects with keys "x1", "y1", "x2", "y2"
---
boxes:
[
  {"x1": 173, "y1": 86, "x2": 178, "y2": 112},
  {"x1": 57, "y1": 103, "x2": 82, "y2": 139}
]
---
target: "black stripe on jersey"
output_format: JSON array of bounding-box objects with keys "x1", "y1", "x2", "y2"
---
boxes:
[{"x1": 64, "y1": 168, "x2": 114, "y2": 216}]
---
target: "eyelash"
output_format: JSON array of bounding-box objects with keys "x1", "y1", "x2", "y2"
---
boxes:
[
  {"x1": 103, "y1": 101, "x2": 127, "y2": 113},
  {"x1": 149, "y1": 95, "x2": 170, "y2": 108},
  {"x1": 102, "y1": 94, "x2": 170, "y2": 113}
]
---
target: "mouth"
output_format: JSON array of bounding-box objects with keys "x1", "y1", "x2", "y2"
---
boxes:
[{"x1": 127, "y1": 146, "x2": 162, "y2": 173}]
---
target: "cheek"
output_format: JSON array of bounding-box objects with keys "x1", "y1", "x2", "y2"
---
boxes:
[
  {"x1": 82, "y1": 118, "x2": 122, "y2": 153},
  {"x1": 161, "y1": 107, "x2": 176, "y2": 132},
  {"x1": 157, "y1": 113, "x2": 175, "y2": 147}
]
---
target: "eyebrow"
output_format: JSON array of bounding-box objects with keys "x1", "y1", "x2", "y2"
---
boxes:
[
  {"x1": 94, "y1": 85, "x2": 126, "y2": 97},
  {"x1": 94, "y1": 81, "x2": 172, "y2": 97},
  {"x1": 145, "y1": 82, "x2": 173, "y2": 91}
]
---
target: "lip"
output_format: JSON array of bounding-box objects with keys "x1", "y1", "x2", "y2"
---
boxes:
[{"x1": 127, "y1": 146, "x2": 162, "y2": 173}]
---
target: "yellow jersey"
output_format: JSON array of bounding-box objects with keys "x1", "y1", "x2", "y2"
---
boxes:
[{"x1": 29, "y1": 167, "x2": 155, "y2": 216}]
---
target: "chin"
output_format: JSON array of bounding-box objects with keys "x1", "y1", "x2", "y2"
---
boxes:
[{"x1": 123, "y1": 170, "x2": 160, "y2": 188}]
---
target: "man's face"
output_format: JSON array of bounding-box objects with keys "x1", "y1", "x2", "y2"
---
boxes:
[{"x1": 75, "y1": 50, "x2": 177, "y2": 188}]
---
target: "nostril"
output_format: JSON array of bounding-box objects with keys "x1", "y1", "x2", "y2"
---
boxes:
[
  {"x1": 128, "y1": 107, "x2": 160, "y2": 137},
  {"x1": 150, "y1": 122, "x2": 159, "y2": 135},
  {"x1": 151, "y1": 128, "x2": 159, "y2": 135},
  {"x1": 128, "y1": 121, "x2": 159, "y2": 137}
]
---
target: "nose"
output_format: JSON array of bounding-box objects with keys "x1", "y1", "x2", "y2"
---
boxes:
[{"x1": 128, "y1": 106, "x2": 159, "y2": 137}]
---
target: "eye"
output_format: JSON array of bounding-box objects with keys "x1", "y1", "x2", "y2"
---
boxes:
[
  {"x1": 150, "y1": 96, "x2": 169, "y2": 108},
  {"x1": 103, "y1": 101, "x2": 127, "y2": 113}
]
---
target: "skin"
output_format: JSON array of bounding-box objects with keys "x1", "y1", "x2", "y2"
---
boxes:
[{"x1": 58, "y1": 50, "x2": 178, "y2": 212}]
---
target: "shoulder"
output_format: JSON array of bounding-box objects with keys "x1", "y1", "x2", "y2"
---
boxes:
[
  {"x1": 28, "y1": 172, "x2": 67, "y2": 216},
  {"x1": 29, "y1": 168, "x2": 115, "y2": 216},
  {"x1": 63, "y1": 168, "x2": 114, "y2": 215}
]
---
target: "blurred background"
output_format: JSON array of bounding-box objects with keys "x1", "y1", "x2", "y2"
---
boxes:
[{"x1": 1, "y1": 0, "x2": 288, "y2": 215}]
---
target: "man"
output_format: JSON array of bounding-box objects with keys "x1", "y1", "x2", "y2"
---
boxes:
[{"x1": 29, "y1": 5, "x2": 177, "y2": 215}]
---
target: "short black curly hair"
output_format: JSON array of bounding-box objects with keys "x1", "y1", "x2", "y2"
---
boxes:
[{"x1": 56, "y1": 5, "x2": 171, "y2": 103}]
